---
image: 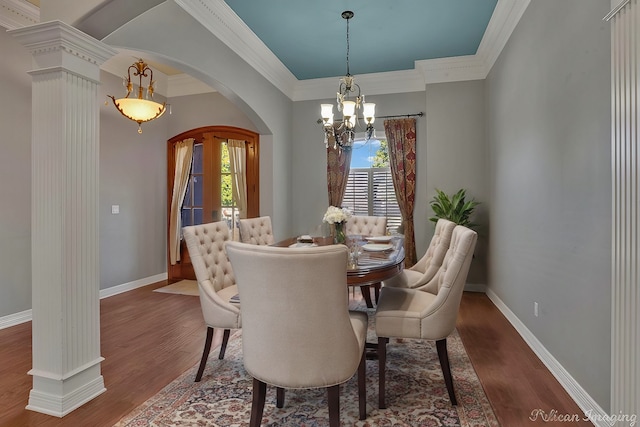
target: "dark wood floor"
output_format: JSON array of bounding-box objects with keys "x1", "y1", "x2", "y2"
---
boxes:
[{"x1": 0, "y1": 284, "x2": 592, "y2": 426}]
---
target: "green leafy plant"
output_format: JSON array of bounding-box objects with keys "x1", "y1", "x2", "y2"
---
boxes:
[{"x1": 429, "y1": 188, "x2": 480, "y2": 229}]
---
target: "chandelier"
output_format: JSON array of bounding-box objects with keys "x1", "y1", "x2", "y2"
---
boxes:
[
  {"x1": 107, "y1": 59, "x2": 167, "y2": 134},
  {"x1": 320, "y1": 11, "x2": 375, "y2": 151}
]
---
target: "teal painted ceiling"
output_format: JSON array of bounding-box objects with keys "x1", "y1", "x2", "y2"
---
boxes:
[{"x1": 224, "y1": 0, "x2": 498, "y2": 80}]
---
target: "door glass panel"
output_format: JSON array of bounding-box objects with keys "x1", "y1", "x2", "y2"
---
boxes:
[
  {"x1": 193, "y1": 208, "x2": 203, "y2": 224},
  {"x1": 181, "y1": 208, "x2": 191, "y2": 227},
  {"x1": 220, "y1": 142, "x2": 239, "y2": 239},
  {"x1": 193, "y1": 176, "x2": 203, "y2": 206},
  {"x1": 192, "y1": 144, "x2": 203, "y2": 174},
  {"x1": 221, "y1": 174, "x2": 232, "y2": 206},
  {"x1": 182, "y1": 142, "x2": 205, "y2": 226}
]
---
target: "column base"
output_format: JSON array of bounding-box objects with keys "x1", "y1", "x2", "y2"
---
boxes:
[{"x1": 26, "y1": 359, "x2": 106, "y2": 417}]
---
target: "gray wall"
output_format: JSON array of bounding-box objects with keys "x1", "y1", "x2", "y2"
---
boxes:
[
  {"x1": 425, "y1": 81, "x2": 488, "y2": 284},
  {"x1": 0, "y1": 28, "x2": 32, "y2": 317},
  {"x1": 99, "y1": 71, "x2": 170, "y2": 290},
  {"x1": 486, "y1": 0, "x2": 611, "y2": 410}
]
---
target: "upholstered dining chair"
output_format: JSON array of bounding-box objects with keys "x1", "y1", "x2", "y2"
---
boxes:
[
  {"x1": 238, "y1": 216, "x2": 275, "y2": 245},
  {"x1": 345, "y1": 215, "x2": 387, "y2": 237},
  {"x1": 182, "y1": 220, "x2": 241, "y2": 382},
  {"x1": 225, "y1": 241, "x2": 368, "y2": 427},
  {"x1": 382, "y1": 218, "x2": 456, "y2": 293},
  {"x1": 375, "y1": 224, "x2": 477, "y2": 409},
  {"x1": 345, "y1": 215, "x2": 388, "y2": 306}
]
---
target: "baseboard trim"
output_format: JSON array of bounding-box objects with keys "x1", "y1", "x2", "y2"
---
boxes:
[
  {"x1": 485, "y1": 288, "x2": 610, "y2": 427},
  {"x1": 464, "y1": 282, "x2": 486, "y2": 293},
  {"x1": 98, "y1": 273, "x2": 168, "y2": 299},
  {"x1": 0, "y1": 309, "x2": 32, "y2": 330},
  {"x1": 0, "y1": 273, "x2": 168, "y2": 330}
]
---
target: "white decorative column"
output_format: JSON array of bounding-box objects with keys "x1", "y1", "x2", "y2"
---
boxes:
[
  {"x1": 9, "y1": 21, "x2": 116, "y2": 417},
  {"x1": 605, "y1": 0, "x2": 640, "y2": 422}
]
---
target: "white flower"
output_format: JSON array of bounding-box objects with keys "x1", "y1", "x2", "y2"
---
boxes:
[{"x1": 323, "y1": 206, "x2": 352, "y2": 224}]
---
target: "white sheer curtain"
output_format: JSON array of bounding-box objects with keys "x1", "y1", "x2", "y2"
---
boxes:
[
  {"x1": 169, "y1": 138, "x2": 194, "y2": 265},
  {"x1": 227, "y1": 139, "x2": 247, "y2": 219}
]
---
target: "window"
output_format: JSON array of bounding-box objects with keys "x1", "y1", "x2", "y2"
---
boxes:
[{"x1": 341, "y1": 137, "x2": 402, "y2": 231}]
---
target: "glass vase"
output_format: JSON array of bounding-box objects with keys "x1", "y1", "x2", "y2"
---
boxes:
[{"x1": 334, "y1": 222, "x2": 346, "y2": 245}]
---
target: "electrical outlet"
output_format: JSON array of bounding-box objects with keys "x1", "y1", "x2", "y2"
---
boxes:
[
  {"x1": 534, "y1": 302, "x2": 539, "y2": 317},
  {"x1": 111, "y1": 205, "x2": 120, "y2": 214}
]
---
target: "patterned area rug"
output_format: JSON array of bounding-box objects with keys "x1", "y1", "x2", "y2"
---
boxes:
[{"x1": 114, "y1": 301, "x2": 499, "y2": 426}]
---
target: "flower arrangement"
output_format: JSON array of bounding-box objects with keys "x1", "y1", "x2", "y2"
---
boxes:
[
  {"x1": 323, "y1": 206, "x2": 352, "y2": 224},
  {"x1": 323, "y1": 206, "x2": 352, "y2": 244}
]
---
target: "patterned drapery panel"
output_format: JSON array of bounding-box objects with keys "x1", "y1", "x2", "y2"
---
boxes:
[
  {"x1": 384, "y1": 118, "x2": 417, "y2": 266},
  {"x1": 326, "y1": 138, "x2": 352, "y2": 207}
]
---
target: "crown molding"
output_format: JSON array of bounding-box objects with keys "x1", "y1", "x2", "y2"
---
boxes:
[
  {"x1": 174, "y1": 0, "x2": 297, "y2": 99},
  {"x1": 415, "y1": 55, "x2": 488, "y2": 84},
  {"x1": 476, "y1": 0, "x2": 531, "y2": 72},
  {"x1": 0, "y1": 0, "x2": 38, "y2": 30},
  {"x1": 292, "y1": 69, "x2": 425, "y2": 102}
]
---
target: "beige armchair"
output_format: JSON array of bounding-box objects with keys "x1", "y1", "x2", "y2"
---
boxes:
[
  {"x1": 225, "y1": 241, "x2": 368, "y2": 427},
  {"x1": 238, "y1": 216, "x2": 275, "y2": 245},
  {"x1": 345, "y1": 215, "x2": 387, "y2": 236},
  {"x1": 383, "y1": 218, "x2": 456, "y2": 292},
  {"x1": 182, "y1": 221, "x2": 241, "y2": 382},
  {"x1": 375, "y1": 224, "x2": 477, "y2": 409}
]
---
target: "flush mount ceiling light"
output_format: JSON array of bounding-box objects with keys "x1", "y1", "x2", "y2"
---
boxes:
[
  {"x1": 107, "y1": 59, "x2": 167, "y2": 134},
  {"x1": 320, "y1": 11, "x2": 375, "y2": 151}
]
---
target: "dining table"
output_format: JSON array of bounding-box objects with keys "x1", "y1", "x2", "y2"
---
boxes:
[{"x1": 275, "y1": 234, "x2": 406, "y2": 308}]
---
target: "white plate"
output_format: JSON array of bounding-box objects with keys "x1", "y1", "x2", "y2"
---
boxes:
[
  {"x1": 366, "y1": 236, "x2": 393, "y2": 243},
  {"x1": 362, "y1": 243, "x2": 394, "y2": 252}
]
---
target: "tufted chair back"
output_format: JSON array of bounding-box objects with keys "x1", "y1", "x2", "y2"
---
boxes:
[
  {"x1": 183, "y1": 221, "x2": 240, "y2": 330},
  {"x1": 383, "y1": 218, "x2": 456, "y2": 291},
  {"x1": 418, "y1": 225, "x2": 477, "y2": 338},
  {"x1": 238, "y1": 216, "x2": 275, "y2": 245},
  {"x1": 374, "y1": 224, "x2": 477, "y2": 408},
  {"x1": 182, "y1": 220, "x2": 241, "y2": 382},
  {"x1": 184, "y1": 221, "x2": 236, "y2": 293},
  {"x1": 225, "y1": 241, "x2": 369, "y2": 425},
  {"x1": 345, "y1": 215, "x2": 387, "y2": 236}
]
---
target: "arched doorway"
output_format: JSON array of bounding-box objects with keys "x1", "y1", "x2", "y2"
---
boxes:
[{"x1": 167, "y1": 125, "x2": 259, "y2": 281}]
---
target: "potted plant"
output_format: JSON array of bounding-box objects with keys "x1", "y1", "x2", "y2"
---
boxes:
[{"x1": 429, "y1": 188, "x2": 479, "y2": 229}]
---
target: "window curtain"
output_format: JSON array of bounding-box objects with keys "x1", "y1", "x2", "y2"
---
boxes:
[
  {"x1": 326, "y1": 135, "x2": 352, "y2": 207},
  {"x1": 227, "y1": 139, "x2": 247, "y2": 219},
  {"x1": 169, "y1": 138, "x2": 194, "y2": 265},
  {"x1": 384, "y1": 118, "x2": 418, "y2": 266}
]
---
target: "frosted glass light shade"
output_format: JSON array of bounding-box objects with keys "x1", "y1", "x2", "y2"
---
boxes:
[
  {"x1": 112, "y1": 98, "x2": 166, "y2": 123},
  {"x1": 321, "y1": 104, "x2": 334, "y2": 120},
  {"x1": 342, "y1": 100, "x2": 356, "y2": 117},
  {"x1": 363, "y1": 103, "x2": 376, "y2": 123}
]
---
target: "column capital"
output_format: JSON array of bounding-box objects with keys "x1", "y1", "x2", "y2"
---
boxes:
[{"x1": 9, "y1": 20, "x2": 117, "y2": 82}]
